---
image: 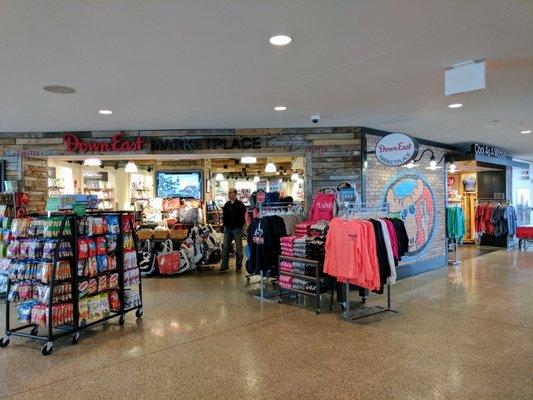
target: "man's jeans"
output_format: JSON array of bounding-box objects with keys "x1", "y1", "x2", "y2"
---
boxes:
[{"x1": 221, "y1": 227, "x2": 243, "y2": 269}]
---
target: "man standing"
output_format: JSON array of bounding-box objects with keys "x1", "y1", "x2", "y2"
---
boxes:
[{"x1": 220, "y1": 188, "x2": 246, "y2": 272}]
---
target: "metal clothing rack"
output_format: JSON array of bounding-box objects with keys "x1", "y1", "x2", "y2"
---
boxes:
[
  {"x1": 339, "y1": 202, "x2": 401, "y2": 322},
  {"x1": 278, "y1": 255, "x2": 334, "y2": 314}
]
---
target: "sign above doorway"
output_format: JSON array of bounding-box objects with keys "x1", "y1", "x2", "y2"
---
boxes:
[
  {"x1": 63, "y1": 133, "x2": 144, "y2": 153},
  {"x1": 374, "y1": 133, "x2": 419, "y2": 167}
]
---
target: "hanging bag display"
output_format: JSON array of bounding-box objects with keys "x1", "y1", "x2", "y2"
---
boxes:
[
  {"x1": 138, "y1": 239, "x2": 156, "y2": 276},
  {"x1": 155, "y1": 239, "x2": 180, "y2": 275}
]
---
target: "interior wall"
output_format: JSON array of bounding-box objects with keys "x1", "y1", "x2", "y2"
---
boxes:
[{"x1": 364, "y1": 134, "x2": 447, "y2": 279}]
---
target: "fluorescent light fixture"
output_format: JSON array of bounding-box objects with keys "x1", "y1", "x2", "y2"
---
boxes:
[
  {"x1": 83, "y1": 158, "x2": 101, "y2": 167},
  {"x1": 404, "y1": 161, "x2": 418, "y2": 169},
  {"x1": 291, "y1": 172, "x2": 299, "y2": 181},
  {"x1": 429, "y1": 156, "x2": 437, "y2": 167},
  {"x1": 98, "y1": 109, "x2": 113, "y2": 115},
  {"x1": 269, "y1": 35, "x2": 292, "y2": 46},
  {"x1": 253, "y1": 175, "x2": 260, "y2": 183},
  {"x1": 265, "y1": 162, "x2": 277, "y2": 173},
  {"x1": 215, "y1": 173, "x2": 225, "y2": 181},
  {"x1": 274, "y1": 106, "x2": 287, "y2": 111},
  {"x1": 448, "y1": 103, "x2": 463, "y2": 109},
  {"x1": 425, "y1": 165, "x2": 442, "y2": 171},
  {"x1": 521, "y1": 130, "x2": 531, "y2": 135},
  {"x1": 240, "y1": 156, "x2": 257, "y2": 164},
  {"x1": 125, "y1": 161, "x2": 138, "y2": 173}
]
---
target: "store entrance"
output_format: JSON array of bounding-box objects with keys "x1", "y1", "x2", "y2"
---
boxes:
[
  {"x1": 447, "y1": 160, "x2": 509, "y2": 254},
  {"x1": 46, "y1": 154, "x2": 305, "y2": 275}
]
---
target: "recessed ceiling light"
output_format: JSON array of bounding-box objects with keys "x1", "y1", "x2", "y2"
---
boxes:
[
  {"x1": 269, "y1": 35, "x2": 292, "y2": 46},
  {"x1": 520, "y1": 130, "x2": 531, "y2": 135},
  {"x1": 98, "y1": 109, "x2": 112, "y2": 115},
  {"x1": 43, "y1": 85, "x2": 76, "y2": 94},
  {"x1": 448, "y1": 103, "x2": 463, "y2": 109},
  {"x1": 274, "y1": 106, "x2": 287, "y2": 111}
]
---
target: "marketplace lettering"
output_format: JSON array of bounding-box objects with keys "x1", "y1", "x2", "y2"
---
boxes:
[
  {"x1": 150, "y1": 137, "x2": 261, "y2": 151},
  {"x1": 63, "y1": 134, "x2": 144, "y2": 153}
]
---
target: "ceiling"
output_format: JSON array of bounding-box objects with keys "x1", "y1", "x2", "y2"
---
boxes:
[{"x1": 0, "y1": 1, "x2": 532, "y2": 160}]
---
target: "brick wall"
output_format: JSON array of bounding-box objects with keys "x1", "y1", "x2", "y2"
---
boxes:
[
  {"x1": 22, "y1": 157, "x2": 48, "y2": 213},
  {"x1": 364, "y1": 134, "x2": 447, "y2": 277}
]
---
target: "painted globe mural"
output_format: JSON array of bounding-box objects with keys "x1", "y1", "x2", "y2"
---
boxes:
[{"x1": 384, "y1": 174, "x2": 436, "y2": 255}]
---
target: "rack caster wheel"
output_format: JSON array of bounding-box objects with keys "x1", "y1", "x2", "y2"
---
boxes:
[
  {"x1": 119, "y1": 315, "x2": 125, "y2": 326},
  {"x1": 41, "y1": 342, "x2": 53, "y2": 356},
  {"x1": 316, "y1": 310, "x2": 321, "y2": 315},
  {"x1": 0, "y1": 336, "x2": 10, "y2": 347},
  {"x1": 361, "y1": 297, "x2": 367, "y2": 304},
  {"x1": 30, "y1": 326, "x2": 39, "y2": 336},
  {"x1": 72, "y1": 332, "x2": 80, "y2": 345},
  {"x1": 135, "y1": 308, "x2": 143, "y2": 319}
]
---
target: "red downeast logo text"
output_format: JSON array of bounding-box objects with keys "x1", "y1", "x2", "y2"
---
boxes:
[{"x1": 63, "y1": 134, "x2": 144, "y2": 153}]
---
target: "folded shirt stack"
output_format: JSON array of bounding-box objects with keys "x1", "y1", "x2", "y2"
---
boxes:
[
  {"x1": 307, "y1": 235, "x2": 326, "y2": 262},
  {"x1": 279, "y1": 275, "x2": 293, "y2": 289},
  {"x1": 292, "y1": 261, "x2": 316, "y2": 276},
  {"x1": 279, "y1": 260, "x2": 292, "y2": 272},
  {"x1": 304, "y1": 282, "x2": 329, "y2": 294},
  {"x1": 292, "y1": 277, "x2": 308, "y2": 291},
  {"x1": 280, "y1": 236, "x2": 296, "y2": 257},
  {"x1": 310, "y1": 220, "x2": 329, "y2": 233},
  {"x1": 293, "y1": 237, "x2": 308, "y2": 258},
  {"x1": 295, "y1": 221, "x2": 313, "y2": 237}
]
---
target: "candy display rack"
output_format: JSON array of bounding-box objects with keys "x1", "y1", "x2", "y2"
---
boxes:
[{"x1": 0, "y1": 211, "x2": 143, "y2": 355}]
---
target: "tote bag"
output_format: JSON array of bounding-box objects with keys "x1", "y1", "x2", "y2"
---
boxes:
[{"x1": 156, "y1": 239, "x2": 180, "y2": 275}]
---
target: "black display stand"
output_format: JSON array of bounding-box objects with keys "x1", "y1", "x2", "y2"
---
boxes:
[
  {"x1": 278, "y1": 255, "x2": 334, "y2": 314},
  {"x1": 0, "y1": 211, "x2": 143, "y2": 355}
]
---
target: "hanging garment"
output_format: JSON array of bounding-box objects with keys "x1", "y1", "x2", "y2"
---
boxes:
[
  {"x1": 323, "y1": 218, "x2": 381, "y2": 291},
  {"x1": 369, "y1": 219, "x2": 391, "y2": 294},
  {"x1": 446, "y1": 206, "x2": 466, "y2": 243},
  {"x1": 378, "y1": 219, "x2": 397, "y2": 284},
  {"x1": 504, "y1": 205, "x2": 517, "y2": 235},
  {"x1": 309, "y1": 192, "x2": 336, "y2": 222},
  {"x1": 333, "y1": 182, "x2": 360, "y2": 217}
]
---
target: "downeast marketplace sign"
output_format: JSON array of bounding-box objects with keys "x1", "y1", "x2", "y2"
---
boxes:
[
  {"x1": 374, "y1": 133, "x2": 419, "y2": 166},
  {"x1": 62, "y1": 133, "x2": 262, "y2": 153}
]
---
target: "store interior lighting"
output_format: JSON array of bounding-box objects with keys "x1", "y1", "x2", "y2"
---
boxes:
[
  {"x1": 291, "y1": 172, "x2": 299, "y2": 181},
  {"x1": 404, "y1": 160, "x2": 418, "y2": 169},
  {"x1": 253, "y1": 175, "x2": 260, "y2": 183},
  {"x1": 124, "y1": 161, "x2": 138, "y2": 173},
  {"x1": 215, "y1": 173, "x2": 225, "y2": 181},
  {"x1": 83, "y1": 158, "x2": 101, "y2": 167},
  {"x1": 265, "y1": 161, "x2": 277, "y2": 173},
  {"x1": 240, "y1": 156, "x2": 257, "y2": 164}
]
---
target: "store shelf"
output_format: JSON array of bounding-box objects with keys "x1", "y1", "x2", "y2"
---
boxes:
[
  {"x1": 279, "y1": 271, "x2": 321, "y2": 281},
  {"x1": 84, "y1": 188, "x2": 114, "y2": 191},
  {"x1": 279, "y1": 255, "x2": 320, "y2": 265},
  {"x1": 77, "y1": 270, "x2": 118, "y2": 281},
  {"x1": 280, "y1": 287, "x2": 318, "y2": 297}
]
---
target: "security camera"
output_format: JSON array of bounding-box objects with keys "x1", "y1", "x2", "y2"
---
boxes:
[{"x1": 310, "y1": 114, "x2": 320, "y2": 124}]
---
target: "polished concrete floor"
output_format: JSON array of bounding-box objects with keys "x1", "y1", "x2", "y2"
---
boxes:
[{"x1": 0, "y1": 250, "x2": 532, "y2": 399}]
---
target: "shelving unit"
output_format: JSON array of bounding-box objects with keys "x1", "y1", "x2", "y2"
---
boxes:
[
  {"x1": 0, "y1": 211, "x2": 143, "y2": 355},
  {"x1": 206, "y1": 210, "x2": 222, "y2": 231},
  {"x1": 83, "y1": 172, "x2": 115, "y2": 211},
  {"x1": 278, "y1": 255, "x2": 333, "y2": 314}
]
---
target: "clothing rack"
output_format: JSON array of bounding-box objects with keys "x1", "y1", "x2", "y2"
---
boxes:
[
  {"x1": 248, "y1": 203, "x2": 304, "y2": 301},
  {"x1": 257, "y1": 201, "x2": 303, "y2": 216},
  {"x1": 338, "y1": 202, "x2": 401, "y2": 322}
]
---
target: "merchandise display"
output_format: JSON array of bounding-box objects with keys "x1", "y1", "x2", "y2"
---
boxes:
[
  {"x1": 475, "y1": 202, "x2": 517, "y2": 237},
  {"x1": 0, "y1": 211, "x2": 143, "y2": 355},
  {"x1": 324, "y1": 217, "x2": 408, "y2": 292},
  {"x1": 446, "y1": 205, "x2": 466, "y2": 243}
]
